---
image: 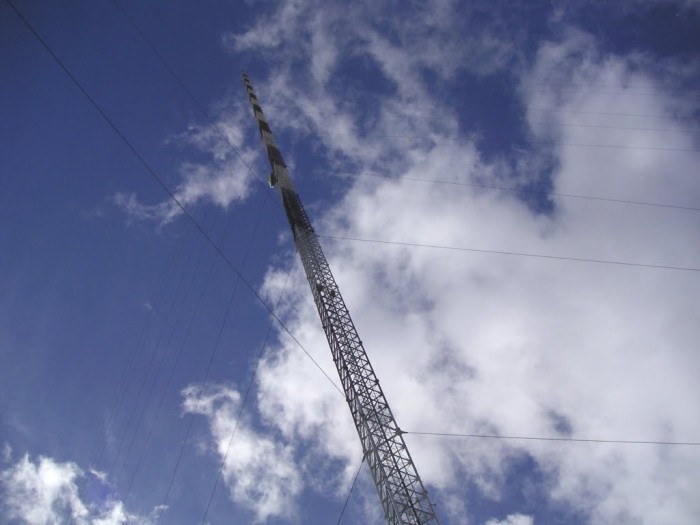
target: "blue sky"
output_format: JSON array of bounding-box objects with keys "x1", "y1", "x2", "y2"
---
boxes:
[{"x1": 1, "y1": 1, "x2": 699, "y2": 524}]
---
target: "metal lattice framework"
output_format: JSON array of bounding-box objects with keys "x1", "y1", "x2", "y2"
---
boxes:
[{"x1": 243, "y1": 72, "x2": 440, "y2": 525}]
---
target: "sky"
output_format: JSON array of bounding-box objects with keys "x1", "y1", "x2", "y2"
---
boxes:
[{"x1": 1, "y1": 0, "x2": 700, "y2": 524}]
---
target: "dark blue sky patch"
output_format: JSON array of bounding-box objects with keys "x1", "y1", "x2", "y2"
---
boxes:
[
  {"x1": 574, "y1": 2, "x2": 700, "y2": 59},
  {"x1": 462, "y1": 450, "x2": 588, "y2": 525},
  {"x1": 514, "y1": 158, "x2": 558, "y2": 216},
  {"x1": 454, "y1": 69, "x2": 560, "y2": 217},
  {"x1": 326, "y1": 48, "x2": 397, "y2": 135},
  {"x1": 451, "y1": 71, "x2": 531, "y2": 161},
  {"x1": 547, "y1": 409, "x2": 575, "y2": 437}
]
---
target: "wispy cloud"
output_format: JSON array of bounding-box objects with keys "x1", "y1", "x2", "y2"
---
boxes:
[
  {"x1": 1, "y1": 443, "x2": 11, "y2": 463},
  {"x1": 115, "y1": 102, "x2": 260, "y2": 227}
]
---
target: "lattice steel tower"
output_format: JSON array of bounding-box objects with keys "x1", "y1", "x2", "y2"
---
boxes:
[{"x1": 242, "y1": 72, "x2": 440, "y2": 525}]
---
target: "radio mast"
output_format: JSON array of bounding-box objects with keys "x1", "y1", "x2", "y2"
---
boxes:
[{"x1": 242, "y1": 72, "x2": 440, "y2": 525}]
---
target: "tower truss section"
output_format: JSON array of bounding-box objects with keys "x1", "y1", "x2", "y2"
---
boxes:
[{"x1": 243, "y1": 72, "x2": 440, "y2": 525}]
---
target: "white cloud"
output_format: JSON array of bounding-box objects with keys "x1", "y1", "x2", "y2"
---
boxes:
[
  {"x1": 486, "y1": 514, "x2": 534, "y2": 525},
  {"x1": 210, "y1": 3, "x2": 700, "y2": 524},
  {"x1": 0, "y1": 454, "x2": 88, "y2": 524},
  {"x1": 181, "y1": 383, "x2": 302, "y2": 522},
  {"x1": 0, "y1": 454, "x2": 154, "y2": 525}
]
